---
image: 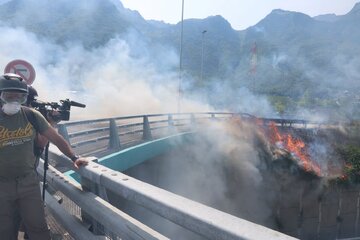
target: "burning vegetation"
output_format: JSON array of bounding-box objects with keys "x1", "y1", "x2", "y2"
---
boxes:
[
  {"x1": 229, "y1": 116, "x2": 360, "y2": 184},
  {"x1": 124, "y1": 117, "x2": 360, "y2": 239}
]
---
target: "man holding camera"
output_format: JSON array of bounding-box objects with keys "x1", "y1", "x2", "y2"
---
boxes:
[
  {"x1": 25, "y1": 85, "x2": 61, "y2": 160},
  {"x1": 0, "y1": 73, "x2": 88, "y2": 240}
]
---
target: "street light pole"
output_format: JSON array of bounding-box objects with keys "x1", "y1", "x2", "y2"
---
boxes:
[
  {"x1": 200, "y1": 30, "x2": 207, "y2": 84},
  {"x1": 177, "y1": 0, "x2": 185, "y2": 113}
]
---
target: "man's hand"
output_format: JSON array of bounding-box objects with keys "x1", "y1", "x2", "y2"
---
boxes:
[
  {"x1": 73, "y1": 157, "x2": 89, "y2": 169},
  {"x1": 42, "y1": 127, "x2": 89, "y2": 169}
]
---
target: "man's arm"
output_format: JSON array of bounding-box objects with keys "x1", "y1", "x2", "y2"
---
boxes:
[
  {"x1": 35, "y1": 111, "x2": 60, "y2": 149},
  {"x1": 41, "y1": 126, "x2": 88, "y2": 168}
]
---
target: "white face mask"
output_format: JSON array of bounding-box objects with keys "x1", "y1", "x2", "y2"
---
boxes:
[{"x1": 2, "y1": 102, "x2": 21, "y2": 115}]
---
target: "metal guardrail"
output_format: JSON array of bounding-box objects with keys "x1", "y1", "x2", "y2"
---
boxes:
[
  {"x1": 43, "y1": 112, "x2": 307, "y2": 239},
  {"x1": 57, "y1": 112, "x2": 237, "y2": 156},
  {"x1": 57, "y1": 112, "x2": 329, "y2": 157}
]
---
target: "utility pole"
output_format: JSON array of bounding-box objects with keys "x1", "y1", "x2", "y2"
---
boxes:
[
  {"x1": 200, "y1": 30, "x2": 207, "y2": 85},
  {"x1": 177, "y1": 0, "x2": 185, "y2": 113}
]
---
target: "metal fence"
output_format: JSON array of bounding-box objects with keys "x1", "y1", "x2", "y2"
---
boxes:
[
  {"x1": 57, "y1": 112, "x2": 239, "y2": 157},
  {"x1": 58, "y1": 112, "x2": 335, "y2": 157}
]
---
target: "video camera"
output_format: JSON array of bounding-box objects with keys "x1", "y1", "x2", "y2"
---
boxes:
[{"x1": 30, "y1": 99, "x2": 86, "y2": 122}]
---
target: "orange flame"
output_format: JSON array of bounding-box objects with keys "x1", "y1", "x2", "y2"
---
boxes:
[
  {"x1": 268, "y1": 122, "x2": 321, "y2": 176},
  {"x1": 269, "y1": 122, "x2": 283, "y2": 144}
]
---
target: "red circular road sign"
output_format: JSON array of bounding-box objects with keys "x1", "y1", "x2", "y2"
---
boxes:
[{"x1": 4, "y1": 59, "x2": 36, "y2": 85}]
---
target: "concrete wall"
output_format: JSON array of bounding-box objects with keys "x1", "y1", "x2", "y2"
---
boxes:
[{"x1": 277, "y1": 184, "x2": 360, "y2": 240}]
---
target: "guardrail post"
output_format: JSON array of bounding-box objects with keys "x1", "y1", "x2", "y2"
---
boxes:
[
  {"x1": 142, "y1": 116, "x2": 152, "y2": 141},
  {"x1": 190, "y1": 113, "x2": 196, "y2": 125},
  {"x1": 210, "y1": 113, "x2": 217, "y2": 122},
  {"x1": 108, "y1": 119, "x2": 121, "y2": 150},
  {"x1": 80, "y1": 158, "x2": 108, "y2": 236},
  {"x1": 190, "y1": 113, "x2": 196, "y2": 130},
  {"x1": 80, "y1": 176, "x2": 100, "y2": 234},
  {"x1": 168, "y1": 114, "x2": 174, "y2": 126},
  {"x1": 168, "y1": 114, "x2": 176, "y2": 134},
  {"x1": 58, "y1": 124, "x2": 70, "y2": 143}
]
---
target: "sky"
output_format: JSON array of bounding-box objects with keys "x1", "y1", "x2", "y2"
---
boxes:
[{"x1": 120, "y1": 0, "x2": 359, "y2": 30}]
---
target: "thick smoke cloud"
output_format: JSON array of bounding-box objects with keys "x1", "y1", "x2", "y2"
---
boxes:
[
  {"x1": 0, "y1": 22, "x2": 275, "y2": 120},
  {"x1": 207, "y1": 84, "x2": 275, "y2": 117},
  {"x1": 0, "y1": 0, "x2": 281, "y2": 121},
  {"x1": 125, "y1": 119, "x2": 278, "y2": 237},
  {"x1": 0, "y1": 25, "x2": 216, "y2": 119}
]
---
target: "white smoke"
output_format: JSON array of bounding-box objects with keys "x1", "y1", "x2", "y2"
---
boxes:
[
  {"x1": 272, "y1": 53, "x2": 288, "y2": 69},
  {"x1": 0, "y1": 25, "x2": 214, "y2": 119},
  {"x1": 135, "y1": 120, "x2": 276, "y2": 227},
  {"x1": 208, "y1": 82, "x2": 276, "y2": 117}
]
